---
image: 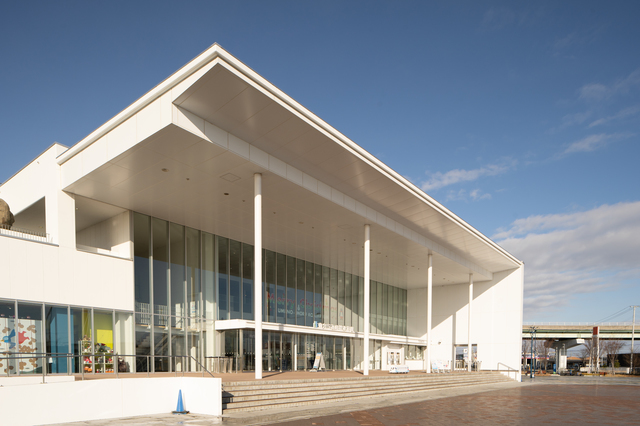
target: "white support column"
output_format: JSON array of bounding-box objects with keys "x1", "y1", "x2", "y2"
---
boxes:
[
  {"x1": 468, "y1": 273, "x2": 473, "y2": 372},
  {"x1": 254, "y1": 173, "x2": 263, "y2": 380},
  {"x1": 363, "y1": 224, "x2": 371, "y2": 376},
  {"x1": 426, "y1": 253, "x2": 433, "y2": 373}
]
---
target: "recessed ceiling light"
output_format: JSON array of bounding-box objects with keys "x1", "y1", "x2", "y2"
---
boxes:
[
  {"x1": 224, "y1": 193, "x2": 229, "y2": 196},
  {"x1": 161, "y1": 168, "x2": 168, "y2": 172},
  {"x1": 299, "y1": 222, "x2": 304, "y2": 224}
]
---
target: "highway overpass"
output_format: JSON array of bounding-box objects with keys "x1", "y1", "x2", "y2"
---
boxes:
[{"x1": 522, "y1": 323, "x2": 638, "y2": 340}]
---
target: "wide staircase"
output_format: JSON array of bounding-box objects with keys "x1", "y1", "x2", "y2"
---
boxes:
[{"x1": 222, "y1": 371, "x2": 513, "y2": 413}]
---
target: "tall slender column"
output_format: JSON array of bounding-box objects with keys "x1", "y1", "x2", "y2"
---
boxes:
[
  {"x1": 363, "y1": 224, "x2": 371, "y2": 376},
  {"x1": 426, "y1": 254, "x2": 433, "y2": 373},
  {"x1": 254, "y1": 173, "x2": 263, "y2": 380},
  {"x1": 468, "y1": 273, "x2": 473, "y2": 372}
]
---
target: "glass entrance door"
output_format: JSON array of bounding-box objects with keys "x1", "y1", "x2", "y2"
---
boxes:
[
  {"x1": 269, "y1": 332, "x2": 280, "y2": 371},
  {"x1": 282, "y1": 334, "x2": 292, "y2": 371}
]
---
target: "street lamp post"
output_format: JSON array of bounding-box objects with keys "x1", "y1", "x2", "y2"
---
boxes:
[
  {"x1": 530, "y1": 326, "x2": 537, "y2": 379},
  {"x1": 632, "y1": 306, "x2": 637, "y2": 375}
]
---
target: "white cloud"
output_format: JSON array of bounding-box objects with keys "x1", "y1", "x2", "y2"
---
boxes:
[
  {"x1": 548, "y1": 111, "x2": 592, "y2": 133},
  {"x1": 444, "y1": 189, "x2": 492, "y2": 202},
  {"x1": 469, "y1": 189, "x2": 491, "y2": 201},
  {"x1": 579, "y1": 83, "x2": 609, "y2": 101},
  {"x1": 588, "y1": 105, "x2": 640, "y2": 127},
  {"x1": 421, "y1": 159, "x2": 516, "y2": 192},
  {"x1": 562, "y1": 132, "x2": 632, "y2": 155},
  {"x1": 578, "y1": 68, "x2": 640, "y2": 102},
  {"x1": 494, "y1": 202, "x2": 640, "y2": 316}
]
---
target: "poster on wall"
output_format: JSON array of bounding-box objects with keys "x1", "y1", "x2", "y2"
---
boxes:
[{"x1": 1, "y1": 317, "x2": 41, "y2": 374}]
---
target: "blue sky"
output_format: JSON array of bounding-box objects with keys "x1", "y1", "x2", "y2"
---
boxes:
[{"x1": 1, "y1": 1, "x2": 639, "y2": 323}]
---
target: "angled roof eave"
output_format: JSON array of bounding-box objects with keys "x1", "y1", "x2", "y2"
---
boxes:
[{"x1": 56, "y1": 43, "x2": 523, "y2": 270}]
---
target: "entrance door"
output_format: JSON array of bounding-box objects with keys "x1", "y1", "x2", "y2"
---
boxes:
[
  {"x1": 335, "y1": 338, "x2": 343, "y2": 370},
  {"x1": 270, "y1": 332, "x2": 280, "y2": 371},
  {"x1": 282, "y1": 334, "x2": 292, "y2": 371},
  {"x1": 454, "y1": 344, "x2": 477, "y2": 370}
]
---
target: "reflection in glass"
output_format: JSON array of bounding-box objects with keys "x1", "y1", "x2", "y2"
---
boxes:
[
  {"x1": 265, "y1": 250, "x2": 276, "y2": 323},
  {"x1": 345, "y1": 273, "x2": 352, "y2": 327},
  {"x1": 330, "y1": 268, "x2": 338, "y2": 325},
  {"x1": 153, "y1": 218, "x2": 169, "y2": 315},
  {"x1": 170, "y1": 224, "x2": 185, "y2": 318},
  {"x1": 242, "y1": 243, "x2": 254, "y2": 320},
  {"x1": 186, "y1": 227, "x2": 201, "y2": 320},
  {"x1": 217, "y1": 237, "x2": 229, "y2": 320},
  {"x1": 314, "y1": 265, "x2": 323, "y2": 324},
  {"x1": 305, "y1": 262, "x2": 314, "y2": 327},
  {"x1": 134, "y1": 213, "x2": 150, "y2": 307},
  {"x1": 202, "y1": 233, "x2": 215, "y2": 319},
  {"x1": 229, "y1": 240, "x2": 241, "y2": 320},
  {"x1": 296, "y1": 259, "x2": 305, "y2": 326},
  {"x1": 0, "y1": 301, "x2": 16, "y2": 374},
  {"x1": 338, "y1": 271, "x2": 345, "y2": 326},
  {"x1": 45, "y1": 305, "x2": 69, "y2": 373},
  {"x1": 286, "y1": 257, "x2": 296, "y2": 324},
  {"x1": 18, "y1": 303, "x2": 43, "y2": 374}
]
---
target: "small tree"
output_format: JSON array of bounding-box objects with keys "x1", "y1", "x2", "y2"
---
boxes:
[
  {"x1": 601, "y1": 340, "x2": 624, "y2": 374},
  {"x1": 581, "y1": 339, "x2": 598, "y2": 373}
]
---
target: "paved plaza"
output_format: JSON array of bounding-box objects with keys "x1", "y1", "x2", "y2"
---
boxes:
[
  {"x1": 60, "y1": 376, "x2": 640, "y2": 425},
  {"x1": 278, "y1": 382, "x2": 640, "y2": 426}
]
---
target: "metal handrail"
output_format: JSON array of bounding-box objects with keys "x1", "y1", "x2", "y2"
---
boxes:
[
  {"x1": 1, "y1": 352, "x2": 217, "y2": 382},
  {"x1": 188, "y1": 354, "x2": 215, "y2": 378},
  {"x1": 496, "y1": 362, "x2": 519, "y2": 380},
  {"x1": 523, "y1": 321, "x2": 634, "y2": 326}
]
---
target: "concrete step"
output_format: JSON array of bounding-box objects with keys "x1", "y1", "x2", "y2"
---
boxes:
[
  {"x1": 222, "y1": 372, "x2": 512, "y2": 413},
  {"x1": 223, "y1": 371, "x2": 497, "y2": 390},
  {"x1": 223, "y1": 376, "x2": 510, "y2": 404},
  {"x1": 223, "y1": 375, "x2": 507, "y2": 399},
  {"x1": 223, "y1": 378, "x2": 511, "y2": 412}
]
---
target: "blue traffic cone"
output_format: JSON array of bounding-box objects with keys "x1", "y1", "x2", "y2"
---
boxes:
[{"x1": 172, "y1": 389, "x2": 189, "y2": 414}]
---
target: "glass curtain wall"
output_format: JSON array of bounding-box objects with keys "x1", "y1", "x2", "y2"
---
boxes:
[{"x1": 133, "y1": 212, "x2": 409, "y2": 372}]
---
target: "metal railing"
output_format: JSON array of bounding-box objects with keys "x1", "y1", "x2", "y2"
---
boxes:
[
  {"x1": 0, "y1": 224, "x2": 51, "y2": 243},
  {"x1": 206, "y1": 356, "x2": 240, "y2": 374},
  {"x1": 496, "y1": 362, "x2": 519, "y2": 381},
  {"x1": 523, "y1": 322, "x2": 634, "y2": 326},
  {"x1": 1, "y1": 352, "x2": 221, "y2": 383}
]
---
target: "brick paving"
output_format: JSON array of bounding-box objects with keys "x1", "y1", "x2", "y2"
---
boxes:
[{"x1": 277, "y1": 385, "x2": 640, "y2": 426}]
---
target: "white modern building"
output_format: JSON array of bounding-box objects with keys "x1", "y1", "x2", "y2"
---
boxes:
[{"x1": 0, "y1": 44, "x2": 524, "y2": 382}]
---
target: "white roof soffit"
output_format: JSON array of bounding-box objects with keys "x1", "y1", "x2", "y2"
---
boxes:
[{"x1": 56, "y1": 43, "x2": 522, "y2": 275}]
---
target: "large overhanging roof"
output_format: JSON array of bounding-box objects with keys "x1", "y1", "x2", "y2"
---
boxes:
[{"x1": 57, "y1": 43, "x2": 521, "y2": 287}]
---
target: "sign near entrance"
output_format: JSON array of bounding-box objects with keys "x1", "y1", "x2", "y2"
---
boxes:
[
  {"x1": 311, "y1": 352, "x2": 325, "y2": 371},
  {"x1": 313, "y1": 322, "x2": 354, "y2": 333}
]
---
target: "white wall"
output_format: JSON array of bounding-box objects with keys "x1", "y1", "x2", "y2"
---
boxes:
[
  {"x1": 77, "y1": 211, "x2": 132, "y2": 258},
  {"x1": 0, "y1": 235, "x2": 134, "y2": 311},
  {"x1": 0, "y1": 144, "x2": 70, "y2": 245},
  {"x1": 429, "y1": 266, "x2": 524, "y2": 372},
  {"x1": 407, "y1": 287, "x2": 427, "y2": 339},
  {"x1": 0, "y1": 377, "x2": 222, "y2": 425}
]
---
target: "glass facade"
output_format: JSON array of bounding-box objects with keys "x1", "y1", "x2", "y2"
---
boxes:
[
  {"x1": 223, "y1": 329, "x2": 362, "y2": 372},
  {"x1": 0, "y1": 211, "x2": 411, "y2": 375},
  {"x1": 0, "y1": 301, "x2": 133, "y2": 375},
  {"x1": 133, "y1": 212, "x2": 408, "y2": 339}
]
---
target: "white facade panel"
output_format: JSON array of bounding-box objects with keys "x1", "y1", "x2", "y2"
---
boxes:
[{"x1": 0, "y1": 236, "x2": 134, "y2": 311}]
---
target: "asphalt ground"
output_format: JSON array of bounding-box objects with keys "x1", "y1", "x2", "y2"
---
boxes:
[{"x1": 58, "y1": 375, "x2": 640, "y2": 426}]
